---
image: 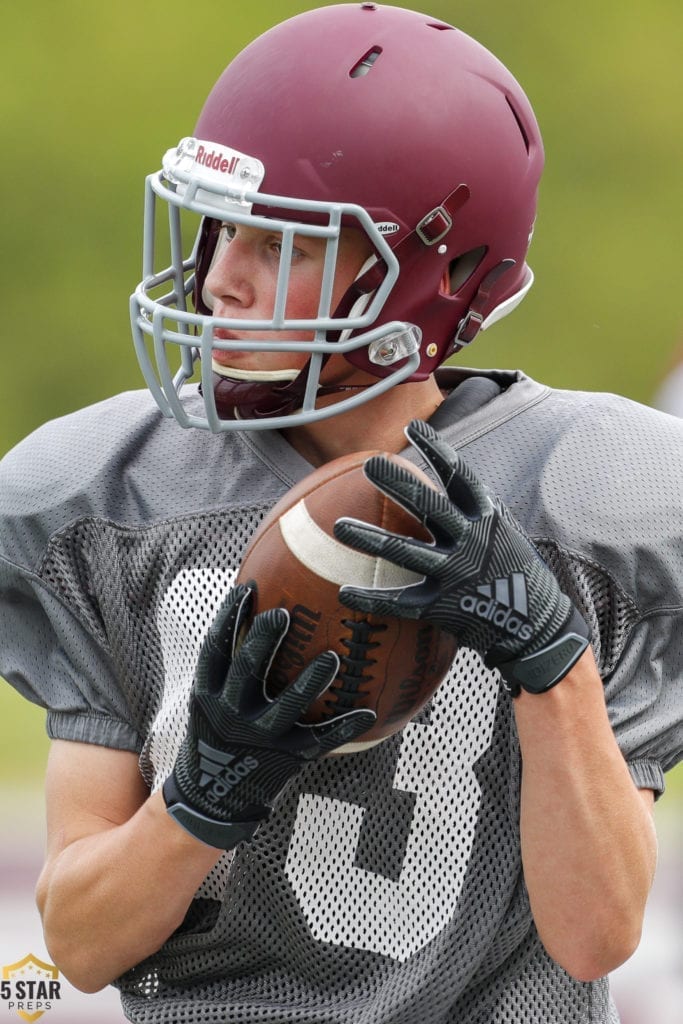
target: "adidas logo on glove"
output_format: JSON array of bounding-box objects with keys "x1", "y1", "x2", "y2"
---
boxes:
[
  {"x1": 197, "y1": 739, "x2": 259, "y2": 804},
  {"x1": 459, "y1": 572, "x2": 534, "y2": 641}
]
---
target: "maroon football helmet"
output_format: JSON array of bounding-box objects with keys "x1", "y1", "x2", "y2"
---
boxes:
[{"x1": 131, "y1": 4, "x2": 544, "y2": 430}]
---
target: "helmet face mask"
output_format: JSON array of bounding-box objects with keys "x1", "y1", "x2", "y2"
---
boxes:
[
  {"x1": 131, "y1": 138, "x2": 421, "y2": 430},
  {"x1": 130, "y1": 3, "x2": 544, "y2": 432}
]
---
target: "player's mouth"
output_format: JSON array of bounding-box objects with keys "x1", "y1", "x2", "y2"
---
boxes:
[
  {"x1": 212, "y1": 329, "x2": 248, "y2": 367},
  {"x1": 211, "y1": 330, "x2": 301, "y2": 382}
]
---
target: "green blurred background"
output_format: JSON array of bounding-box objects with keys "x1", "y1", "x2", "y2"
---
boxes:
[{"x1": 1, "y1": 0, "x2": 681, "y2": 799}]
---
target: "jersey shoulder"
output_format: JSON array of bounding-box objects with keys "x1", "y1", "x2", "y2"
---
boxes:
[
  {"x1": 0, "y1": 388, "x2": 281, "y2": 573},
  {"x1": 1, "y1": 390, "x2": 163, "y2": 569},
  {"x1": 450, "y1": 380, "x2": 683, "y2": 614}
]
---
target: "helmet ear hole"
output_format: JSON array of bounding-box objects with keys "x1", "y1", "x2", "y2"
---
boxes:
[{"x1": 442, "y1": 245, "x2": 488, "y2": 296}]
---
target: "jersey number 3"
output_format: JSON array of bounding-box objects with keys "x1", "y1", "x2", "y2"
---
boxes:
[{"x1": 285, "y1": 656, "x2": 498, "y2": 963}]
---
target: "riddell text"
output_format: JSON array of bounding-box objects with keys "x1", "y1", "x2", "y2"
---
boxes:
[{"x1": 195, "y1": 145, "x2": 239, "y2": 175}]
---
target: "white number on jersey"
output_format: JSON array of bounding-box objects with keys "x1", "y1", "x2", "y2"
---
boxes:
[{"x1": 285, "y1": 657, "x2": 499, "y2": 962}]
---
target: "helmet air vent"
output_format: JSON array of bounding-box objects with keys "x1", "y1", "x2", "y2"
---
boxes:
[
  {"x1": 506, "y1": 96, "x2": 530, "y2": 154},
  {"x1": 350, "y1": 47, "x2": 383, "y2": 78},
  {"x1": 443, "y1": 246, "x2": 488, "y2": 295}
]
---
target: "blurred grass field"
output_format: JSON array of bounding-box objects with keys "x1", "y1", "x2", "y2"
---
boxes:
[{"x1": 0, "y1": 687, "x2": 49, "y2": 786}]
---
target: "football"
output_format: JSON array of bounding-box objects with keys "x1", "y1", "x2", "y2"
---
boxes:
[{"x1": 236, "y1": 450, "x2": 457, "y2": 752}]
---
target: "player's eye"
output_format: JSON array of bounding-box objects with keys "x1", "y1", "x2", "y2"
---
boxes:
[
  {"x1": 282, "y1": 235, "x2": 309, "y2": 260},
  {"x1": 219, "y1": 223, "x2": 237, "y2": 242},
  {"x1": 208, "y1": 224, "x2": 233, "y2": 267},
  {"x1": 266, "y1": 237, "x2": 301, "y2": 262}
]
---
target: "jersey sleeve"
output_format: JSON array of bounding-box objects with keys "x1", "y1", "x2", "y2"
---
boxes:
[
  {"x1": 0, "y1": 553, "x2": 142, "y2": 750},
  {"x1": 577, "y1": 404, "x2": 683, "y2": 795},
  {"x1": 535, "y1": 536, "x2": 682, "y2": 798},
  {"x1": 458, "y1": 383, "x2": 683, "y2": 799},
  {"x1": 0, "y1": 406, "x2": 152, "y2": 752},
  {"x1": 603, "y1": 610, "x2": 683, "y2": 795},
  {"x1": 527, "y1": 395, "x2": 683, "y2": 797}
]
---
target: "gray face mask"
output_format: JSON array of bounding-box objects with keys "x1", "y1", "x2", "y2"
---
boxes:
[{"x1": 130, "y1": 137, "x2": 419, "y2": 433}]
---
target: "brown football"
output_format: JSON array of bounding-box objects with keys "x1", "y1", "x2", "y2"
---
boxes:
[{"x1": 236, "y1": 450, "x2": 457, "y2": 752}]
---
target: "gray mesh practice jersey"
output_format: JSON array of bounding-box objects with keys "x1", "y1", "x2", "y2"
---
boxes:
[{"x1": 1, "y1": 368, "x2": 682, "y2": 1024}]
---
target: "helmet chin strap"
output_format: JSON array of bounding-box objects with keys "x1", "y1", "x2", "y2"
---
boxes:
[
  {"x1": 204, "y1": 362, "x2": 369, "y2": 421},
  {"x1": 453, "y1": 259, "x2": 517, "y2": 346},
  {"x1": 211, "y1": 362, "x2": 301, "y2": 384}
]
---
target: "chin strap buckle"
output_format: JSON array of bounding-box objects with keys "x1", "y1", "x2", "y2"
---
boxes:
[
  {"x1": 416, "y1": 184, "x2": 471, "y2": 246},
  {"x1": 416, "y1": 206, "x2": 453, "y2": 246},
  {"x1": 454, "y1": 259, "x2": 517, "y2": 347}
]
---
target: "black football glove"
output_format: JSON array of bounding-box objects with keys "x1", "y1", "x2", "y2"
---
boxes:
[
  {"x1": 334, "y1": 419, "x2": 590, "y2": 697},
  {"x1": 163, "y1": 584, "x2": 375, "y2": 848}
]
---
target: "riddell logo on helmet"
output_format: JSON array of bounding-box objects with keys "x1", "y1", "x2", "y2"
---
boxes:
[
  {"x1": 375, "y1": 222, "x2": 400, "y2": 236},
  {"x1": 195, "y1": 145, "x2": 239, "y2": 175}
]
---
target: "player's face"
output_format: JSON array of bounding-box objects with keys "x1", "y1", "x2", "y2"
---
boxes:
[{"x1": 205, "y1": 222, "x2": 373, "y2": 374}]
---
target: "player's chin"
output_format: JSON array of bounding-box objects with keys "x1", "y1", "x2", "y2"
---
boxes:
[
  {"x1": 211, "y1": 348, "x2": 254, "y2": 369},
  {"x1": 211, "y1": 348, "x2": 308, "y2": 376}
]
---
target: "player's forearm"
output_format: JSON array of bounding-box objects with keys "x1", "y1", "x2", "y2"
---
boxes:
[
  {"x1": 515, "y1": 647, "x2": 657, "y2": 981},
  {"x1": 36, "y1": 790, "x2": 221, "y2": 992}
]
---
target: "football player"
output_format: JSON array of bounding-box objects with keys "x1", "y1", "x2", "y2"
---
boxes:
[{"x1": 1, "y1": 5, "x2": 681, "y2": 1023}]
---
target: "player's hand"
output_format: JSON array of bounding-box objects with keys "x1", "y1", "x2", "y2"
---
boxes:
[
  {"x1": 334, "y1": 419, "x2": 590, "y2": 696},
  {"x1": 163, "y1": 585, "x2": 375, "y2": 849}
]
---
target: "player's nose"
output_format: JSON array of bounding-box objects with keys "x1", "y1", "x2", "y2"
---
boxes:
[{"x1": 204, "y1": 232, "x2": 255, "y2": 310}]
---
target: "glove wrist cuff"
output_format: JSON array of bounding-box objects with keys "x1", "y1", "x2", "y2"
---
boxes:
[
  {"x1": 162, "y1": 774, "x2": 263, "y2": 850},
  {"x1": 496, "y1": 607, "x2": 591, "y2": 697}
]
